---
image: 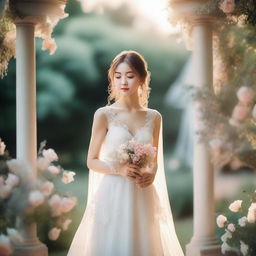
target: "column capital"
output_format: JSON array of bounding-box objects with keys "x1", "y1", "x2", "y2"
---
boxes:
[
  {"x1": 9, "y1": 0, "x2": 68, "y2": 24},
  {"x1": 169, "y1": 0, "x2": 225, "y2": 27}
]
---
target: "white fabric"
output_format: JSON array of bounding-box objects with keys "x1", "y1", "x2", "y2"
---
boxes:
[{"x1": 68, "y1": 106, "x2": 184, "y2": 256}]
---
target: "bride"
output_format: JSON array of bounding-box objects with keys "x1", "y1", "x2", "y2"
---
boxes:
[{"x1": 67, "y1": 50, "x2": 184, "y2": 256}]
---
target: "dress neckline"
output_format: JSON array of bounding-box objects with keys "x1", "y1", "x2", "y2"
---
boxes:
[{"x1": 105, "y1": 105, "x2": 151, "y2": 138}]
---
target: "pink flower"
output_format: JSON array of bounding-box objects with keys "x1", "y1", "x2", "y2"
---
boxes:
[
  {"x1": 37, "y1": 157, "x2": 50, "y2": 171},
  {"x1": 0, "y1": 138, "x2": 6, "y2": 155},
  {"x1": 42, "y1": 37, "x2": 57, "y2": 55},
  {"x1": 229, "y1": 200, "x2": 242, "y2": 212},
  {"x1": 216, "y1": 214, "x2": 227, "y2": 227},
  {"x1": 0, "y1": 234, "x2": 13, "y2": 256},
  {"x1": 62, "y1": 219, "x2": 72, "y2": 231},
  {"x1": 48, "y1": 227, "x2": 61, "y2": 241},
  {"x1": 42, "y1": 148, "x2": 58, "y2": 162},
  {"x1": 41, "y1": 181, "x2": 54, "y2": 196},
  {"x1": 247, "y1": 203, "x2": 256, "y2": 223},
  {"x1": 237, "y1": 86, "x2": 254, "y2": 103},
  {"x1": 219, "y1": 0, "x2": 235, "y2": 14},
  {"x1": 48, "y1": 194, "x2": 62, "y2": 216},
  {"x1": 47, "y1": 165, "x2": 60, "y2": 175},
  {"x1": 61, "y1": 171, "x2": 76, "y2": 184},
  {"x1": 28, "y1": 190, "x2": 45, "y2": 207},
  {"x1": 60, "y1": 197, "x2": 77, "y2": 213},
  {"x1": 232, "y1": 105, "x2": 250, "y2": 121},
  {"x1": 5, "y1": 173, "x2": 19, "y2": 188},
  {"x1": 0, "y1": 185, "x2": 12, "y2": 199}
]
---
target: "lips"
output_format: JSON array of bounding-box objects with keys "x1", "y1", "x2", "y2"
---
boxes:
[{"x1": 121, "y1": 88, "x2": 129, "y2": 91}]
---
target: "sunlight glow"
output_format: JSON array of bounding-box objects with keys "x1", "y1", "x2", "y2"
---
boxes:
[{"x1": 78, "y1": 0, "x2": 180, "y2": 35}]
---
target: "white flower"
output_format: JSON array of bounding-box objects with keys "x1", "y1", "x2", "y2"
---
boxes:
[
  {"x1": 6, "y1": 228, "x2": 23, "y2": 245},
  {"x1": 42, "y1": 148, "x2": 58, "y2": 162},
  {"x1": 60, "y1": 196, "x2": 77, "y2": 213},
  {"x1": 37, "y1": 157, "x2": 50, "y2": 171},
  {"x1": 47, "y1": 165, "x2": 60, "y2": 175},
  {"x1": 28, "y1": 190, "x2": 45, "y2": 207},
  {"x1": 6, "y1": 159, "x2": 26, "y2": 174},
  {"x1": 221, "y1": 242, "x2": 232, "y2": 254},
  {"x1": 41, "y1": 181, "x2": 54, "y2": 196},
  {"x1": 240, "y1": 240, "x2": 249, "y2": 256},
  {"x1": 62, "y1": 219, "x2": 72, "y2": 231},
  {"x1": 247, "y1": 202, "x2": 256, "y2": 223},
  {"x1": 227, "y1": 223, "x2": 235, "y2": 232},
  {"x1": 61, "y1": 171, "x2": 76, "y2": 184},
  {"x1": 48, "y1": 227, "x2": 61, "y2": 241},
  {"x1": 216, "y1": 214, "x2": 227, "y2": 228},
  {"x1": 0, "y1": 138, "x2": 6, "y2": 155},
  {"x1": 229, "y1": 200, "x2": 242, "y2": 212},
  {"x1": 221, "y1": 230, "x2": 232, "y2": 242},
  {"x1": 0, "y1": 234, "x2": 13, "y2": 256},
  {"x1": 5, "y1": 173, "x2": 19, "y2": 188},
  {"x1": 238, "y1": 216, "x2": 247, "y2": 227}
]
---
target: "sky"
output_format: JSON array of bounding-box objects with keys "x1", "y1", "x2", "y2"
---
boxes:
[{"x1": 77, "y1": 0, "x2": 180, "y2": 35}]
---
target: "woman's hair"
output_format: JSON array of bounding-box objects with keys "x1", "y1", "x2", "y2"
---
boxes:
[{"x1": 107, "y1": 50, "x2": 151, "y2": 108}]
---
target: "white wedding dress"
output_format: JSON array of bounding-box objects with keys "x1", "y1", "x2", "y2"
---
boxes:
[{"x1": 67, "y1": 106, "x2": 184, "y2": 256}]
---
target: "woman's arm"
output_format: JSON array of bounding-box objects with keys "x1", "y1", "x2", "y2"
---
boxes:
[
  {"x1": 136, "y1": 111, "x2": 162, "y2": 188},
  {"x1": 86, "y1": 108, "x2": 118, "y2": 175}
]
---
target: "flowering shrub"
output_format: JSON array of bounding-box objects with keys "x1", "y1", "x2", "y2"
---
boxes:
[
  {"x1": 0, "y1": 138, "x2": 77, "y2": 254},
  {"x1": 0, "y1": 0, "x2": 69, "y2": 78},
  {"x1": 216, "y1": 189, "x2": 256, "y2": 255}
]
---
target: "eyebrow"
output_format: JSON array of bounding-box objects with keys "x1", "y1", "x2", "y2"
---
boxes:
[{"x1": 114, "y1": 71, "x2": 134, "y2": 74}]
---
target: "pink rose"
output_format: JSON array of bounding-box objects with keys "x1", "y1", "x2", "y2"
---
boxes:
[
  {"x1": 0, "y1": 138, "x2": 6, "y2": 155},
  {"x1": 48, "y1": 227, "x2": 61, "y2": 241},
  {"x1": 47, "y1": 165, "x2": 60, "y2": 175},
  {"x1": 5, "y1": 173, "x2": 19, "y2": 188},
  {"x1": 219, "y1": 0, "x2": 235, "y2": 14},
  {"x1": 48, "y1": 194, "x2": 62, "y2": 216},
  {"x1": 61, "y1": 171, "x2": 76, "y2": 184},
  {"x1": 237, "y1": 86, "x2": 254, "y2": 103},
  {"x1": 28, "y1": 190, "x2": 45, "y2": 207},
  {"x1": 60, "y1": 197, "x2": 77, "y2": 213},
  {"x1": 0, "y1": 185, "x2": 12, "y2": 199},
  {"x1": 42, "y1": 37, "x2": 57, "y2": 55},
  {"x1": 232, "y1": 105, "x2": 250, "y2": 121},
  {"x1": 41, "y1": 181, "x2": 54, "y2": 196},
  {"x1": 62, "y1": 219, "x2": 72, "y2": 231},
  {"x1": 229, "y1": 200, "x2": 242, "y2": 212},
  {"x1": 42, "y1": 148, "x2": 58, "y2": 162}
]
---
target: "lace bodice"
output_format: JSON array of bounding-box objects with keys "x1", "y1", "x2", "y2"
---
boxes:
[{"x1": 98, "y1": 106, "x2": 159, "y2": 165}]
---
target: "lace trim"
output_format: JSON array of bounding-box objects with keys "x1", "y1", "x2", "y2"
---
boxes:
[{"x1": 101, "y1": 106, "x2": 157, "y2": 136}]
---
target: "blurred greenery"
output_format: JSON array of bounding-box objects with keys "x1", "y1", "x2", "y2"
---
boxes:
[{"x1": 0, "y1": 0, "x2": 188, "y2": 169}]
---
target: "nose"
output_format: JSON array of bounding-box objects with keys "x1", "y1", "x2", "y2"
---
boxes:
[{"x1": 121, "y1": 76, "x2": 128, "y2": 86}]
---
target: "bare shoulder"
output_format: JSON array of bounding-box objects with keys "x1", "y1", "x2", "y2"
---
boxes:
[
  {"x1": 93, "y1": 106, "x2": 108, "y2": 124},
  {"x1": 148, "y1": 108, "x2": 162, "y2": 123}
]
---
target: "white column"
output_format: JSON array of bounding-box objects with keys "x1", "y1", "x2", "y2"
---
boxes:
[
  {"x1": 186, "y1": 18, "x2": 222, "y2": 256},
  {"x1": 14, "y1": 21, "x2": 48, "y2": 256}
]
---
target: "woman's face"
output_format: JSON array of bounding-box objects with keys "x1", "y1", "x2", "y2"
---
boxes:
[{"x1": 113, "y1": 62, "x2": 141, "y2": 97}]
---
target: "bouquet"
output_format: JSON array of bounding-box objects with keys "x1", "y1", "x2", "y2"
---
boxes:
[{"x1": 116, "y1": 139, "x2": 156, "y2": 170}]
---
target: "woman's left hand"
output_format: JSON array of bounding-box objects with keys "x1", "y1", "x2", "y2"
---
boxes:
[{"x1": 135, "y1": 169, "x2": 156, "y2": 188}]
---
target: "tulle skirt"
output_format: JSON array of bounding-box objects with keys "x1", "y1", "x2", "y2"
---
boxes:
[{"x1": 67, "y1": 174, "x2": 164, "y2": 256}]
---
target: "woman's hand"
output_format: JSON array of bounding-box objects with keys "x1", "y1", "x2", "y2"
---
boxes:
[
  {"x1": 135, "y1": 169, "x2": 156, "y2": 188},
  {"x1": 118, "y1": 163, "x2": 142, "y2": 181}
]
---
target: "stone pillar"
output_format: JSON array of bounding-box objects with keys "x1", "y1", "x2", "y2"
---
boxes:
[
  {"x1": 14, "y1": 20, "x2": 48, "y2": 256},
  {"x1": 185, "y1": 17, "x2": 222, "y2": 256}
]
